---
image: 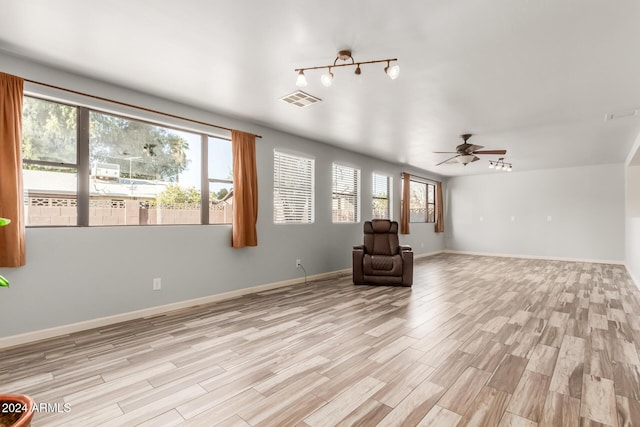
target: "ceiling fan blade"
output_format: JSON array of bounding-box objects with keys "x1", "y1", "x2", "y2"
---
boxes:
[
  {"x1": 435, "y1": 155, "x2": 460, "y2": 166},
  {"x1": 432, "y1": 151, "x2": 459, "y2": 154},
  {"x1": 473, "y1": 150, "x2": 507, "y2": 155}
]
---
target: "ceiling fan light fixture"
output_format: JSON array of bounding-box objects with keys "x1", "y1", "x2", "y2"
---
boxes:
[
  {"x1": 489, "y1": 162, "x2": 494, "y2": 169},
  {"x1": 355, "y1": 64, "x2": 361, "y2": 75},
  {"x1": 296, "y1": 70, "x2": 308, "y2": 87},
  {"x1": 456, "y1": 154, "x2": 476, "y2": 165}
]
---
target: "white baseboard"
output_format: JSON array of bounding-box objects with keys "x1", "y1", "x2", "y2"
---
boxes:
[
  {"x1": 0, "y1": 269, "x2": 350, "y2": 350},
  {"x1": 626, "y1": 264, "x2": 640, "y2": 290},
  {"x1": 444, "y1": 249, "x2": 625, "y2": 265},
  {"x1": 415, "y1": 250, "x2": 445, "y2": 259}
]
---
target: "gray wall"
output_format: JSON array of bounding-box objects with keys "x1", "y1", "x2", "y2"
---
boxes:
[
  {"x1": 626, "y1": 136, "x2": 640, "y2": 285},
  {"x1": 446, "y1": 163, "x2": 625, "y2": 262},
  {"x1": 0, "y1": 53, "x2": 445, "y2": 338}
]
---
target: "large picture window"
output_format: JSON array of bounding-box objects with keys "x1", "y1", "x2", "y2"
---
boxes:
[
  {"x1": 22, "y1": 96, "x2": 231, "y2": 226},
  {"x1": 332, "y1": 163, "x2": 360, "y2": 223},
  {"x1": 88, "y1": 111, "x2": 202, "y2": 226},
  {"x1": 273, "y1": 151, "x2": 314, "y2": 224}
]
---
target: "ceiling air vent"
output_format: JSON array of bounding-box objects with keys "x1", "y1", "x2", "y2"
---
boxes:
[{"x1": 280, "y1": 91, "x2": 321, "y2": 108}]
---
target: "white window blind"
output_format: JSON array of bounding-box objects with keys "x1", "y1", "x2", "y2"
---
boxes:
[
  {"x1": 273, "y1": 151, "x2": 314, "y2": 223},
  {"x1": 372, "y1": 173, "x2": 391, "y2": 219},
  {"x1": 332, "y1": 163, "x2": 360, "y2": 223}
]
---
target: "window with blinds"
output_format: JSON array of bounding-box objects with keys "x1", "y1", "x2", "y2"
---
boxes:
[
  {"x1": 332, "y1": 163, "x2": 360, "y2": 223},
  {"x1": 372, "y1": 173, "x2": 391, "y2": 219},
  {"x1": 273, "y1": 151, "x2": 314, "y2": 224}
]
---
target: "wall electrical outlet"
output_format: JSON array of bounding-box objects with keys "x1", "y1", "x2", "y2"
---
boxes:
[
  {"x1": 152, "y1": 278, "x2": 161, "y2": 291},
  {"x1": 296, "y1": 259, "x2": 301, "y2": 268}
]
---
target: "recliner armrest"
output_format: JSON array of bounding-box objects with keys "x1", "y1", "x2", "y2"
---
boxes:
[
  {"x1": 353, "y1": 245, "x2": 365, "y2": 251},
  {"x1": 399, "y1": 245, "x2": 412, "y2": 252}
]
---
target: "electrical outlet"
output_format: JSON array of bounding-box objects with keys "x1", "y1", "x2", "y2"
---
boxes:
[
  {"x1": 296, "y1": 259, "x2": 301, "y2": 268},
  {"x1": 152, "y1": 278, "x2": 161, "y2": 291}
]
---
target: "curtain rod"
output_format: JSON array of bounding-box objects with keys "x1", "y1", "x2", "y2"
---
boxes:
[
  {"x1": 402, "y1": 172, "x2": 439, "y2": 183},
  {"x1": 23, "y1": 78, "x2": 262, "y2": 139}
]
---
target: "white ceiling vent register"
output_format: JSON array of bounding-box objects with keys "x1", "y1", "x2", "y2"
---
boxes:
[{"x1": 280, "y1": 91, "x2": 322, "y2": 108}]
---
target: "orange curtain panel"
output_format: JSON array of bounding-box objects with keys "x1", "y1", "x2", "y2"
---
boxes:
[
  {"x1": 401, "y1": 172, "x2": 410, "y2": 234},
  {"x1": 435, "y1": 181, "x2": 444, "y2": 233},
  {"x1": 0, "y1": 72, "x2": 26, "y2": 267},
  {"x1": 231, "y1": 130, "x2": 258, "y2": 247}
]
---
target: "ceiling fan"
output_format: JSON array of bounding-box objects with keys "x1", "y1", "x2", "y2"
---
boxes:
[{"x1": 434, "y1": 134, "x2": 506, "y2": 166}]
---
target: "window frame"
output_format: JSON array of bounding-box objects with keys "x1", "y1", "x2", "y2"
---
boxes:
[
  {"x1": 22, "y1": 94, "x2": 232, "y2": 227},
  {"x1": 371, "y1": 172, "x2": 392, "y2": 220},
  {"x1": 273, "y1": 150, "x2": 315, "y2": 224},
  {"x1": 404, "y1": 178, "x2": 436, "y2": 224},
  {"x1": 331, "y1": 162, "x2": 361, "y2": 224}
]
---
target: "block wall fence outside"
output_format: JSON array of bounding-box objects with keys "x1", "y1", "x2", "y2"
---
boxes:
[{"x1": 25, "y1": 197, "x2": 232, "y2": 226}]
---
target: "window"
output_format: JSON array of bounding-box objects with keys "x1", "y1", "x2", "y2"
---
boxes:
[
  {"x1": 273, "y1": 151, "x2": 314, "y2": 224},
  {"x1": 372, "y1": 173, "x2": 391, "y2": 220},
  {"x1": 22, "y1": 97, "x2": 78, "y2": 226},
  {"x1": 406, "y1": 179, "x2": 436, "y2": 223},
  {"x1": 332, "y1": 163, "x2": 360, "y2": 223},
  {"x1": 89, "y1": 111, "x2": 202, "y2": 225},
  {"x1": 21, "y1": 96, "x2": 231, "y2": 226},
  {"x1": 208, "y1": 137, "x2": 233, "y2": 224}
]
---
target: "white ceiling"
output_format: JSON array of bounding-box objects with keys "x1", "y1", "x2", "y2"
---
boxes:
[{"x1": 1, "y1": 0, "x2": 639, "y2": 177}]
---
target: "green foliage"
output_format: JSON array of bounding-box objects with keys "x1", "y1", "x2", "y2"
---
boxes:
[
  {"x1": 156, "y1": 184, "x2": 200, "y2": 205},
  {"x1": 22, "y1": 97, "x2": 191, "y2": 180},
  {"x1": 89, "y1": 112, "x2": 190, "y2": 181},
  {"x1": 212, "y1": 187, "x2": 229, "y2": 202},
  {"x1": 155, "y1": 184, "x2": 231, "y2": 205},
  {"x1": 22, "y1": 97, "x2": 77, "y2": 169}
]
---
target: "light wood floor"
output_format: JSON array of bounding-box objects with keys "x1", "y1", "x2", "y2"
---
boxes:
[{"x1": 2, "y1": 254, "x2": 640, "y2": 426}]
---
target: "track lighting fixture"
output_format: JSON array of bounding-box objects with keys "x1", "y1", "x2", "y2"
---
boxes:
[
  {"x1": 294, "y1": 50, "x2": 399, "y2": 87},
  {"x1": 489, "y1": 158, "x2": 512, "y2": 172}
]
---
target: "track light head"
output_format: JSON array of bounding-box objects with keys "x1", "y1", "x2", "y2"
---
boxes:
[
  {"x1": 321, "y1": 68, "x2": 334, "y2": 87},
  {"x1": 384, "y1": 61, "x2": 400, "y2": 79},
  {"x1": 296, "y1": 70, "x2": 308, "y2": 87}
]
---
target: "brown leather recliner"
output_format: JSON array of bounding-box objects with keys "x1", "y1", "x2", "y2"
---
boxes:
[{"x1": 353, "y1": 219, "x2": 413, "y2": 286}]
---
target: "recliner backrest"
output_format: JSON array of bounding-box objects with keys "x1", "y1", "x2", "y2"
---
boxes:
[{"x1": 363, "y1": 219, "x2": 400, "y2": 255}]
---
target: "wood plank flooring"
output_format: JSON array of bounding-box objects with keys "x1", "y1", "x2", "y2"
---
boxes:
[{"x1": 1, "y1": 254, "x2": 639, "y2": 426}]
